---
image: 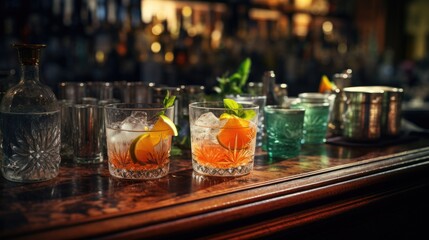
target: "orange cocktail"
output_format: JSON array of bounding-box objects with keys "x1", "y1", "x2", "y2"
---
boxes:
[
  {"x1": 189, "y1": 100, "x2": 259, "y2": 176},
  {"x1": 104, "y1": 103, "x2": 177, "y2": 179}
]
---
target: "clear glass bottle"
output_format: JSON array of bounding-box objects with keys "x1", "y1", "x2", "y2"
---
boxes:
[{"x1": 0, "y1": 44, "x2": 61, "y2": 182}]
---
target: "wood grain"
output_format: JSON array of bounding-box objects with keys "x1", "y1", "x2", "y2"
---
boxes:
[{"x1": 1, "y1": 137, "x2": 429, "y2": 239}]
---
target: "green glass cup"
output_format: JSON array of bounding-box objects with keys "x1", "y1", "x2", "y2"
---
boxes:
[
  {"x1": 264, "y1": 106, "x2": 305, "y2": 159},
  {"x1": 296, "y1": 93, "x2": 332, "y2": 144}
]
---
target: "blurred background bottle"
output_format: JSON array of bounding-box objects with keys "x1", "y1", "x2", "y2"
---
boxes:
[{"x1": 263, "y1": 70, "x2": 279, "y2": 105}]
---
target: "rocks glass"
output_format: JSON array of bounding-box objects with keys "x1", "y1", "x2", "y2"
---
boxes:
[
  {"x1": 104, "y1": 103, "x2": 175, "y2": 179},
  {"x1": 189, "y1": 102, "x2": 259, "y2": 177},
  {"x1": 296, "y1": 93, "x2": 332, "y2": 144},
  {"x1": 264, "y1": 106, "x2": 305, "y2": 159},
  {"x1": 225, "y1": 94, "x2": 266, "y2": 147}
]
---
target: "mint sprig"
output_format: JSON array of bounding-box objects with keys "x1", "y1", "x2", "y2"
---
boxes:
[
  {"x1": 223, "y1": 98, "x2": 256, "y2": 120},
  {"x1": 159, "y1": 91, "x2": 176, "y2": 115},
  {"x1": 214, "y1": 58, "x2": 251, "y2": 97}
]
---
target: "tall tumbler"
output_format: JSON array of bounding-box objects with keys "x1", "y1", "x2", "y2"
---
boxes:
[
  {"x1": 72, "y1": 104, "x2": 104, "y2": 163},
  {"x1": 59, "y1": 99, "x2": 74, "y2": 159}
]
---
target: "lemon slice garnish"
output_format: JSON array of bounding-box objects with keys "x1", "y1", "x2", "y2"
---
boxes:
[{"x1": 152, "y1": 114, "x2": 178, "y2": 136}]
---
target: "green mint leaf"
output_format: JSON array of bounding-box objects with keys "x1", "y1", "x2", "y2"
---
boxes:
[
  {"x1": 223, "y1": 98, "x2": 241, "y2": 116},
  {"x1": 213, "y1": 58, "x2": 252, "y2": 96},
  {"x1": 231, "y1": 85, "x2": 243, "y2": 94},
  {"x1": 163, "y1": 90, "x2": 170, "y2": 107},
  {"x1": 213, "y1": 86, "x2": 222, "y2": 94},
  {"x1": 224, "y1": 98, "x2": 257, "y2": 120},
  {"x1": 160, "y1": 92, "x2": 176, "y2": 116},
  {"x1": 229, "y1": 73, "x2": 242, "y2": 82},
  {"x1": 237, "y1": 58, "x2": 251, "y2": 87},
  {"x1": 217, "y1": 76, "x2": 227, "y2": 84},
  {"x1": 164, "y1": 95, "x2": 176, "y2": 109},
  {"x1": 240, "y1": 109, "x2": 256, "y2": 120}
]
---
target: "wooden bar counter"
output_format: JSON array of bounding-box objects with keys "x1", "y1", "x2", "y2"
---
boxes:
[{"x1": 1, "y1": 134, "x2": 429, "y2": 239}]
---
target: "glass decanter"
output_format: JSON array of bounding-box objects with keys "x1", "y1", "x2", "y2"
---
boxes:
[{"x1": 0, "y1": 44, "x2": 61, "y2": 182}]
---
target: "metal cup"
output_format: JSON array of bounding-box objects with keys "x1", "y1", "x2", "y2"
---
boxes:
[
  {"x1": 343, "y1": 87, "x2": 384, "y2": 141},
  {"x1": 374, "y1": 86, "x2": 404, "y2": 137}
]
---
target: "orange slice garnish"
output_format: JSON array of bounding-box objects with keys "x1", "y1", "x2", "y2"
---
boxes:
[
  {"x1": 129, "y1": 114, "x2": 176, "y2": 164},
  {"x1": 319, "y1": 75, "x2": 335, "y2": 93},
  {"x1": 129, "y1": 133, "x2": 156, "y2": 164},
  {"x1": 152, "y1": 114, "x2": 178, "y2": 136},
  {"x1": 217, "y1": 116, "x2": 256, "y2": 150}
]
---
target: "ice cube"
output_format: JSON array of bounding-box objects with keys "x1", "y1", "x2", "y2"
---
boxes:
[
  {"x1": 120, "y1": 111, "x2": 148, "y2": 131},
  {"x1": 110, "y1": 121, "x2": 122, "y2": 130},
  {"x1": 131, "y1": 111, "x2": 148, "y2": 122},
  {"x1": 192, "y1": 112, "x2": 221, "y2": 144},
  {"x1": 108, "y1": 131, "x2": 130, "y2": 153},
  {"x1": 195, "y1": 112, "x2": 220, "y2": 127}
]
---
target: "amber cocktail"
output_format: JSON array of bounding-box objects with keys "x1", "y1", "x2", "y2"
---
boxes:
[
  {"x1": 104, "y1": 103, "x2": 176, "y2": 179},
  {"x1": 189, "y1": 100, "x2": 258, "y2": 176}
]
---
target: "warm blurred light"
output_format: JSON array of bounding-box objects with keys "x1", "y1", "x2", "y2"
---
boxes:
[
  {"x1": 156, "y1": 11, "x2": 166, "y2": 21},
  {"x1": 152, "y1": 23, "x2": 164, "y2": 35},
  {"x1": 211, "y1": 29, "x2": 222, "y2": 48},
  {"x1": 249, "y1": 8, "x2": 280, "y2": 20},
  {"x1": 338, "y1": 42, "x2": 347, "y2": 54},
  {"x1": 151, "y1": 42, "x2": 161, "y2": 53},
  {"x1": 189, "y1": 54, "x2": 198, "y2": 64},
  {"x1": 165, "y1": 51, "x2": 174, "y2": 63},
  {"x1": 295, "y1": 0, "x2": 312, "y2": 9},
  {"x1": 322, "y1": 21, "x2": 333, "y2": 34},
  {"x1": 312, "y1": 0, "x2": 329, "y2": 15},
  {"x1": 182, "y1": 6, "x2": 192, "y2": 17},
  {"x1": 141, "y1": 0, "x2": 177, "y2": 34},
  {"x1": 95, "y1": 51, "x2": 105, "y2": 63},
  {"x1": 188, "y1": 27, "x2": 197, "y2": 37},
  {"x1": 116, "y1": 43, "x2": 127, "y2": 56},
  {"x1": 293, "y1": 13, "x2": 312, "y2": 37}
]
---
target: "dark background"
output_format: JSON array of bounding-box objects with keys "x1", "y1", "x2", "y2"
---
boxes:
[{"x1": 0, "y1": 0, "x2": 428, "y2": 101}]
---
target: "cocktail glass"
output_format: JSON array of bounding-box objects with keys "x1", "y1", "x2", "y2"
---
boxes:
[
  {"x1": 104, "y1": 103, "x2": 176, "y2": 179},
  {"x1": 296, "y1": 93, "x2": 333, "y2": 144},
  {"x1": 225, "y1": 94, "x2": 266, "y2": 147},
  {"x1": 189, "y1": 101, "x2": 259, "y2": 177},
  {"x1": 264, "y1": 105, "x2": 305, "y2": 159}
]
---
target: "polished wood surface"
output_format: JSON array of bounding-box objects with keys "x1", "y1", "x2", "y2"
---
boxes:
[{"x1": 1, "y1": 135, "x2": 429, "y2": 239}]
